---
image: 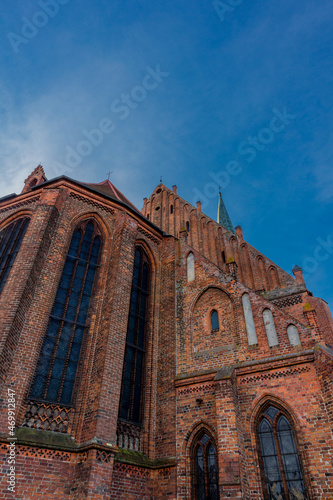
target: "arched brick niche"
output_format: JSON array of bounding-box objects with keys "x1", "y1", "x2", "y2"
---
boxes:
[{"x1": 192, "y1": 287, "x2": 236, "y2": 352}]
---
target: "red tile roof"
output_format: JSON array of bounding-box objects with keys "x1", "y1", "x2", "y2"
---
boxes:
[{"x1": 80, "y1": 179, "x2": 139, "y2": 212}]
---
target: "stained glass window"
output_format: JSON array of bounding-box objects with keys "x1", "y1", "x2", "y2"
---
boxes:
[
  {"x1": 0, "y1": 217, "x2": 30, "y2": 294},
  {"x1": 193, "y1": 432, "x2": 219, "y2": 500},
  {"x1": 258, "y1": 405, "x2": 307, "y2": 499},
  {"x1": 119, "y1": 246, "x2": 150, "y2": 424},
  {"x1": 30, "y1": 220, "x2": 101, "y2": 406},
  {"x1": 211, "y1": 310, "x2": 219, "y2": 331}
]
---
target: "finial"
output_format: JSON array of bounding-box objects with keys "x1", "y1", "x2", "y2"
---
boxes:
[
  {"x1": 107, "y1": 170, "x2": 113, "y2": 180},
  {"x1": 160, "y1": 175, "x2": 163, "y2": 183}
]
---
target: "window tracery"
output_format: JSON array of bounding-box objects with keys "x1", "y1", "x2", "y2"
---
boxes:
[
  {"x1": 30, "y1": 220, "x2": 102, "y2": 406},
  {"x1": 192, "y1": 431, "x2": 219, "y2": 500},
  {"x1": 0, "y1": 217, "x2": 30, "y2": 294},
  {"x1": 257, "y1": 405, "x2": 307, "y2": 499},
  {"x1": 119, "y1": 246, "x2": 150, "y2": 424}
]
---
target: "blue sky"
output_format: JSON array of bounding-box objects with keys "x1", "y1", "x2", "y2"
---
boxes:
[{"x1": 1, "y1": 0, "x2": 332, "y2": 310}]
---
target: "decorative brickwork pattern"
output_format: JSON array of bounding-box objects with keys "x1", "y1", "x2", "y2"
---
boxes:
[
  {"x1": 116, "y1": 420, "x2": 141, "y2": 451},
  {"x1": 76, "y1": 451, "x2": 89, "y2": 463},
  {"x1": 0, "y1": 195, "x2": 40, "y2": 214},
  {"x1": 0, "y1": 442, "x2": 72, "y2": 461},
  {"x1": 272, "y1": 295, "x2": 303, "y2": 308},
  {"x1": 69, "y1": 192, "x2": 115, "y2": 213},
  {"x1": 114, "y1": 462, "x2": 150, "y2": 477},
  {"x1": 178, "y1": 383, "x2": 215, "y2": 395},
  {"x1": 96, "y1": 450, "x2": 113, "y2": 463},
  {"x1": 22, "y1": 400, "x2": 74, "y2": 433},
  {"x1": 239, "y1": 365, "x2": 311, "y2": 384},
  {"x1": 157, "y1": 467, "x2": 172, "y2": 477},
  {"x1": 137, "y1": 227, "x2": 160, "y2": 245}
]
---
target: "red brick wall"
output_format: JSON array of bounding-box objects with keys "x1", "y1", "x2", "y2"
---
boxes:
[
  {"x1": 109, "y1": 462, "x2": 153, "y2": 499},
  {"x1": 0, "y1": 444, "x2": 74, "y2": 499},
  {"x1": 0, "y1": 177, "x2": 332, "y2": 499}
]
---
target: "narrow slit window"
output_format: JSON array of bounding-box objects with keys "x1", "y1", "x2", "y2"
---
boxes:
[
  {"x1": 170, "y1": 205, "x2": 174, "y2": 214},
  {"x1": 211, "y1": 310, "x2": 219, "y2": 331}
]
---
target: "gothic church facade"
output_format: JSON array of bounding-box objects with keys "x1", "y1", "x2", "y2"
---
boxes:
[{"x1": 0, "y1": 165, "x2": 332, "y2": 499}]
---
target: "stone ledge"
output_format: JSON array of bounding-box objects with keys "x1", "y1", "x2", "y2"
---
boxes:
[
  {"x1": 116, "y1": 447, "x2": 176, "y2": 469},
  {"x1": 261, "y1": 284, "x2": 307, "y2": 301},
  {"x1": 0, "y1": 428, "x2": 118, "y2": 455}
]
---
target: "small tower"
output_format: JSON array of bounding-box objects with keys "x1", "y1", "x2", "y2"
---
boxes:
[
  {"x1": 21, "y1": 165, "x2": 47, "y2": 194},
  {"x1": 217, "y1": 189, "x2": 235, "y2": 233}
]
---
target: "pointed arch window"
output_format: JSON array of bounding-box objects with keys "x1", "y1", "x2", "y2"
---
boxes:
[
  {"x1": 210, "y1": 310, "x2": 219, "y2": 331},
  {"x1": 186, "y1": 221, "x2": 190, "y2": 232},
  {"x1": 170, "y1": 204, "x2": 174, "y2": 214},
  {"x1": 257, "y1": 405, "x2": 307, "y2": 499},
  {"x1": 119, "y1": 246, "x2": 150, "y2": 424},
  {"x1": 30, "y1": 220, "x2": 102, "y2": 406},
  {"x1": 192, "y1": 431, "x2": 219, "y2": 500},
  {"x1": 0, "y1": 217, "x2": 30, "y2": 294}
]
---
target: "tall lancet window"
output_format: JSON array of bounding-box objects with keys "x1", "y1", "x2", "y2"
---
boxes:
[
  {"x1": 192, "y1": 431, "x2": 219, "y2": 500},
  {"x1": 119, "y1": 246, "x2": 150, "y2": 424},
  {"x1": 257, "y1": 405, "x2": 307, "y2": 499},
  {"x1": 30, "y1": 220, "x2": 102, "y2": 405},
  {"x1": 0, "y1": 217, "x2": 30, "y2": 294}
]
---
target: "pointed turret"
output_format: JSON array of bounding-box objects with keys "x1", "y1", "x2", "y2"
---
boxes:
[
  {"x1": 21, "y1": 164, "x2": 47, "y2": 194},
  {"x1": 217, "y1": 190, "x2": 235, "y2": 233}
]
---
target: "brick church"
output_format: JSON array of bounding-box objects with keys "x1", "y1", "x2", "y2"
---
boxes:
[{"x1": 0, "y1": 165, "x2": 332, "y2": 499}]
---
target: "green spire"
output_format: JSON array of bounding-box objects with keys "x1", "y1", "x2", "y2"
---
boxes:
[{"x1": 217, "y1": 190, "x2": 235, "y2": 233}]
